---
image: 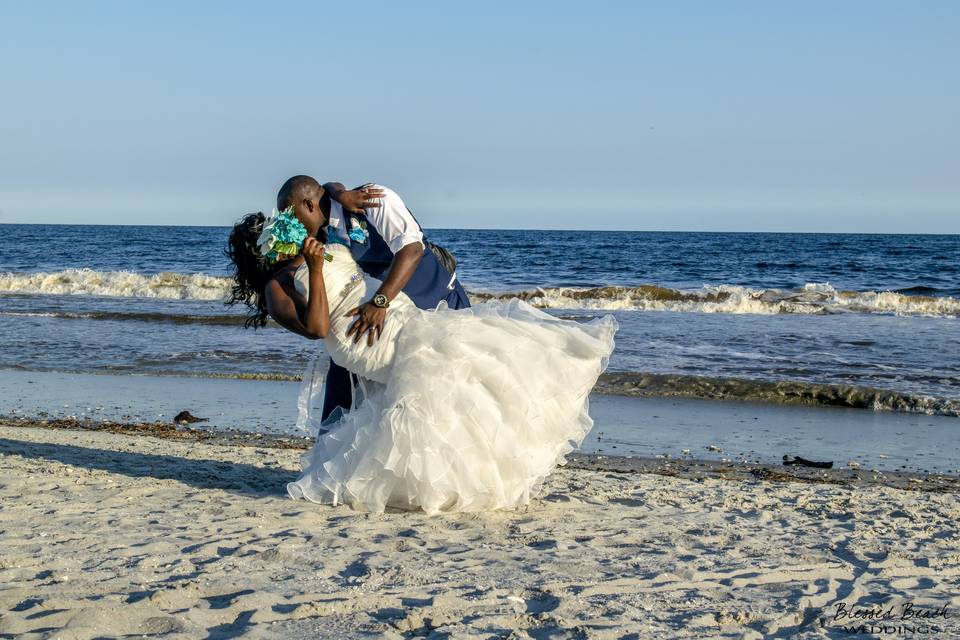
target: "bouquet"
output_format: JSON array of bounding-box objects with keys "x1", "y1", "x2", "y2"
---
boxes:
[{"x1": 256, "y1": 207, "x2": 309, "y2": 263}]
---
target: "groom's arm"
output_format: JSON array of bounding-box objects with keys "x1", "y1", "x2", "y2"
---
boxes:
[
  {"x1": 346, "y1": 244, "x2": 422, "y2": 346},
  {"x1": 363, "y1": 185, "x2": 425, "y2": 302},
  {"x1": 375, "y1": 243, "x2": 422, "y2": 302},
  {"x1": 346, "y1": 186, "x2": 424, "y2": 346},
  {"x1": 322, "y1": 182, "x2": 347, "y2": 203}
]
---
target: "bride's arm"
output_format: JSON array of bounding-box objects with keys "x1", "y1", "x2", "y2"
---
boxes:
[
  {"x1": 265, "y1": 239, "x2": 331, "y2": 339},
  {"x1": 323, "y1": 182, "x2": 385, "y2": 213}
]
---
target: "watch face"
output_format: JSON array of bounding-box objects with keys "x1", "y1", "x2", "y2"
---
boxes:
[{"x1": 373, "y1": 294, "x2": 388, "y2": 307}]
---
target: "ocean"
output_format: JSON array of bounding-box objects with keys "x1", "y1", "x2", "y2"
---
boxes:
[{"x1": 1, "y1": 224, "x2": 958, "y2": 420}]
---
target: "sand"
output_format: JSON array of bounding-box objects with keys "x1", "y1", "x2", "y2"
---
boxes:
[{"x1": 1, "y1": 423, "x2": 958, "y2": 639}]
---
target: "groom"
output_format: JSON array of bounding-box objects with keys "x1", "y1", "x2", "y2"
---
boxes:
[{"x1": 276, "y1": 175, "x2": 471, "y2": 424}]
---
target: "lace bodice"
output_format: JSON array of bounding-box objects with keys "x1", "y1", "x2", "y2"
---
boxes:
[
  {"x1": 293, "y1": 243, "x2": 368, "y2": 315},
  {"x1": 293, "y1": 243, "x2": 417, "y2": 383}
]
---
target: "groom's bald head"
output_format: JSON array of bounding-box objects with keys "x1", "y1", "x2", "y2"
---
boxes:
[
  {"x1": 277, "y1": 175, "x2": 326, "y2": 236},
  {"x1": 277, "y1": 175, "x2": 323, "y2": 211}
]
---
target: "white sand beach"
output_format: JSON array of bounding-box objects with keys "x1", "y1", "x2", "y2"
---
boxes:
[{"x1": 1, "y1": 423, "x2": 957, "y2": 639}]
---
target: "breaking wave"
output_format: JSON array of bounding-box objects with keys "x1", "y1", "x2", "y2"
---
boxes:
[
  {"x1": 0, "y1": 269, "x2": 231, "y2": 300},
  {"x1": 473, "y1": 282, "x2": 960, "y2": 317},
  {"x1": 1, "y1": 269, "x2": 958, "y2": 317}
]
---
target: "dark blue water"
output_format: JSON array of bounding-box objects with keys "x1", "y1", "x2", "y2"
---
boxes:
[
  {"x1": 2, "y1": 225, "x2": 959, "y2": 294},
  {"x1": 0, "y1": 224, "x2": 958, "y2": 415}
]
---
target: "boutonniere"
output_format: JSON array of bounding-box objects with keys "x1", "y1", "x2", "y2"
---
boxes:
[{"x1": 348, "y1": 217, "x2": 369, "y2": 245}]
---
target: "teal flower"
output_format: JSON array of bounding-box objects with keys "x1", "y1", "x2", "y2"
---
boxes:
[
  {"x1": 257, "y1": 207, "x2": 309, "y2": 262},
  {"x1": 348, "y1": 217, "x2": 369, "y2": 244}
]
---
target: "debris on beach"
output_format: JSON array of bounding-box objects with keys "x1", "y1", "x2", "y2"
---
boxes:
[
  {"x1": 706, "y1": 444, "x2": 722, "y2": 452},
  {"x1": 782, "y1": 455, "x2": 834, "y2": 469},
  {"x1": 173, "y1": 411, "x2": 208, "y2": 425}
]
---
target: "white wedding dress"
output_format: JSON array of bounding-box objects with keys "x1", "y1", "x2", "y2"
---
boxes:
[{"x1": 286, "y1": 242, "x2": 618, "y2": 515}]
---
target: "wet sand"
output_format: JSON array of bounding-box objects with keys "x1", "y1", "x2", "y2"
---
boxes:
[
  {"x1": 3, "y1": 416, "x2": 958, "y2": 495},
  {"x1": 2, "y1": 369, "x2": 959, "y2": 475}
]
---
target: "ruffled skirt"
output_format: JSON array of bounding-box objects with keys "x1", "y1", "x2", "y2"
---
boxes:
[{"x1": 286, "y1": 299, "x2": 617, "y2": 515}]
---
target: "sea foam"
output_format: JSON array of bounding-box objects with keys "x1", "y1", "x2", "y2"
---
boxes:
[
  {"x1": 473, "y1": 282, "x2": 960, "y2": 317},
  {"x1": 1, "y1": 270, "x2": 958, "y2": 317},
  {"x1": 0, "y1": 269, "x2": 231, "y2": 301}
]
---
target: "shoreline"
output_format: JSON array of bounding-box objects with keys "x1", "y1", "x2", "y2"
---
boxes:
[
  {"x1": 4, "y1": 417, "x2": 957, "y2": 494},
  {"x1": 3, "y1": 367, "x2": 959, "y2": 474},
  {"x1": 596, "y1": 372, "x2": 960, "y2": 418},
  {"x1": 2, "y1": 364, "x2": 958, "y2": 418}
]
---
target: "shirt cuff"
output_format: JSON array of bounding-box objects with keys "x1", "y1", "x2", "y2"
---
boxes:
[{"x1": 389, "y1": 232, "x2": 425, "y2": 254}]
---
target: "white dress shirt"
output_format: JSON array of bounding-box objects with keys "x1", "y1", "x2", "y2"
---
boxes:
[{"x1": 326, "y1": 184, "x2": 424, "y2": 254}]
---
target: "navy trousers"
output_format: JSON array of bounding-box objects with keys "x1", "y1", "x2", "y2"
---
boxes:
[{"x1": 320, "y1": 277, "x2": 471, "y2": 425}]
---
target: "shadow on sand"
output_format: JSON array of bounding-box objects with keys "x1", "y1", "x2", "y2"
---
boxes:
[{"x1": 0, "y1": 436, "x2": 296, "y2": 498}]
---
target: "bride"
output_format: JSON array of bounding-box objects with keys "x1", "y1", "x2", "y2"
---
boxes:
[{"x1": 226, "y1": 208, "x2": 617, "y2": 515}]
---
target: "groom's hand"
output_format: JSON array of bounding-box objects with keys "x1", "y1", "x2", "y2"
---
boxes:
[{"x1": 346, "y1": 302, "x2": 386, "y2": 347}]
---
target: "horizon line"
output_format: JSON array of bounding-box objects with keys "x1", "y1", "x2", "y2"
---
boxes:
[{"x1": 0, "y1": 221, "x2": 959, "y2": 237}]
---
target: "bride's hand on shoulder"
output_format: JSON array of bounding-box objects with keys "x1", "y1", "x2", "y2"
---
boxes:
[
  {"x1": 302, "y1": 237, "x2": 326, "y2": 271},
  {"x1": 338, "y1": 184, "x2": 385, "y2": 213}
]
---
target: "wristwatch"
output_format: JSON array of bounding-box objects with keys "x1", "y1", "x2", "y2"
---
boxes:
[{"x1": 372, "y1": 293, "x2": 390, "y2": 309}]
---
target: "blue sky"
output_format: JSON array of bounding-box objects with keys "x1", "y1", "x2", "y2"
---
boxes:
[{"x1": 0, "y1": 1, "x2": 957, "y2": 231}]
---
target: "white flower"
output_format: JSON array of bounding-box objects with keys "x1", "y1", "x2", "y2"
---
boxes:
[{"x1": 257, "y1": 208, "x2": 285, "y2": 256}]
